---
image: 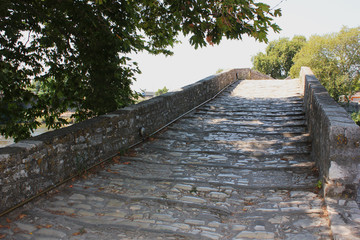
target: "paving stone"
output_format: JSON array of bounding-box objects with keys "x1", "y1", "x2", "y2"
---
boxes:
[
  {"x1": 89, "y1": 196, "x2": 104, "y2": 202},
  {"x1": 339, "y1": 199, "x2": 346, "y2": 206},
  {"x1": 254, "y1": 225, "x2": 266, "y2": 231},
  {"x1": 15, "y1": 234, "x2": 32, "y2": 240},
  {"x1": 35, "y1": 237, "x2": 60, "y2": 240},
  {"x1": 285, "y1": 233, "x2": 317, "y2": 240},
  {"x1": 73, "y1": 204, "x2": 92, "y2": 210},
  {"x1": 267, "y1": 196, "x2": 283, "y2": 201},
  {"x1": 268, "y1": 216, "x2": 290, "y2": 224},
  {"x1": 78, "y1": 210, "x2": 96, "y2": 216},
  {"x1": 280, "y1": 207, "x2": 302, "y2": 212},
  {"x1": 197, "y1": 187, "x2": 218, "y2": 192},
  {"x1": 104, "y1": 211, "x2": 127, "y2": 218},
  {"x1": 347, "y1": 201, "x2": 359, "y2": 208},
  {"x1": 154, "y1": 225, "x2": 179, "y2": 232},
  {"x1": 352, "y1": 214, "x2": 360, "y2": 223},
  {"x1": 106, "y1": 200, "x2": 124, "y2": 208},
  {"x1": 130, "y1": 205, "x2": 142, "y2": 210},
  {"x1": 201, "y1": 231, "x2": 223, "y2": 240},
  {"x1": 50, "y1": 201, "x2": 67, "y2": 207},
  {"x1": 16, "y1": 223, "x2": 37, "y2": 233},
  {"x1": 184, "y1": 219, "x2": 206, "y2": 225},
  {"x1": 234, "y1": 231, "x2": 275, "y2": 239},
  {"x1": 209, "y1": 192, "x2": 228, "y2": 199},
  {"x1": 180, "y1": 196, "x2": 207, "y2": 204},
  {"x1": 171, "y1": 223, "x2": 191, "y2": 230},
  {"x1": 258, "y1": 208, "x2": 279, "y2": 212},
  {"x1": 232, "y1": 225, "x2": 246, "y2": 231},
  {"x1": 152, "y1": 214, "x2": 177, "y2": 222},
  {"x1": 130, "y1": 214, "x2": 143, "y2": 219},
  {"x1": 69, "y1": 193, "x2": 86, "y2": 200},
  {"x1": 36, "y1": 228, "x2": 67, "y2": 238},
  {"x1": 198, "y1": 226, "x2": 216, "y2": 232},
  {"x1": 293, "y1": 218, "x2": 325, "y2": 228},
  {"x1": 174, "y1": 184, "x2": 193, "y2": 191},
  {"x1": 208, "y1": 221, "x2": 222, "y2": 228},
  {"x1": 134, "y1": 219, "x2": 156, "y2": 224},
  {"x1": 46, "y1": 207, "x2": 75, "y2": 214}
]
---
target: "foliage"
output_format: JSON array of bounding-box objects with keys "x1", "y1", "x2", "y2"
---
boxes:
[
  {"x1": 155, "y1": 86, "x2": 169, "y2": 96},
  {"x1": 216, "y1": 68, "x2": 224, "y2": 74},
  {"x1": 0, "y1": 0, "x2": 281, "y2": 141},
  {"x1": 316, "y1": 180, "x2": 322, "y2": 190},
  {"x1": 252, "y1": 35, "x2": 306, "y2": 79},
  {"x1": 352, "y1": 110, "x2": 360, "y2": 126},
  {"x1": 290, "y1": 27, "x2": 360, "y2": 101}
]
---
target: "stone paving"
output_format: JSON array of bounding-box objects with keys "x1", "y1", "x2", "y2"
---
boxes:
[{"x1": 0, "y1": 79, "x2": 356, "y2": 239}]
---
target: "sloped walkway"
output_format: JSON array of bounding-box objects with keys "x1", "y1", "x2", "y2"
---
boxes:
[{"x1": 0, "y1": 79, "x2": 333, "y2": 239}]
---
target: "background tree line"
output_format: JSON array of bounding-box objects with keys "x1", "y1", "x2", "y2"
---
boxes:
[{"x1": 252, "y1": 26, "x2": 360, "y2": 125}]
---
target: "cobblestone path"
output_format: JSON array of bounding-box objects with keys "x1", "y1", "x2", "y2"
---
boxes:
[{"x1": 0, "y1": 80, "x2": 333, "y2": 239}]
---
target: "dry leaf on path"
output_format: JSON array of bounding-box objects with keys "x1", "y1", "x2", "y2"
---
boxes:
[
  {"x1": 36, "y1": 224, "x2": 52, "y2": 229},
  {"x1": 12, "y1": 227, "x2": 22, "y2": 233},
  {"x1": 17, "y1": 214, "x2": 27, "y2": 220},
  {"x1": 112, "y1": 156, "x2": 121, "y2": 163}
]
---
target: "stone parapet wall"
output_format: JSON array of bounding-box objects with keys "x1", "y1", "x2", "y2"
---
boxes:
[
  {"x1": 0, "y1": 68, "x2": 270, "y2": 214},
  {"x1": 300, "y1": 67, "x2": 360, "y2": 198},
  {"x1": 248, "y1": 70, "x2": 272, "y2": 80},
  {"x1": 339, "y1": 102, "x2": 360, "y2": 114}
]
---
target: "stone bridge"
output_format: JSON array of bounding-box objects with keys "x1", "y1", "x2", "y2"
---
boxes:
[{"x1": 0, "y1": 68, "x2": 359, "y2": 239}]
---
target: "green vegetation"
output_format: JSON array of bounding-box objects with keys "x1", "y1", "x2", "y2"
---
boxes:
[
  {"x1": 252, "y1": 36, "x2": 306, "y2": 79},
  {"x1": 190, "y1": 186, "x2": 198, "y2": 194},
  {"x1": 0, "y1": 0, "x2": 281, "y2": 141},
  {"x1": 352, "y1": 111, "x2": 360, "y2": 126},
  {"x1": 216, "y1": 69, "x2": 224, "y2": 74},
  {"x1": 316, "y1": 180, "x2": 322, "y2": 190},
  {"x1": 290, "y1": 27, "x2": 360, "y2": 101},
  {"x1": 253, "y1": 26, "x2": 360, "y2": 109},
  {"x1": 155, "y1": 87, "x2": 169, "y2": 97}
]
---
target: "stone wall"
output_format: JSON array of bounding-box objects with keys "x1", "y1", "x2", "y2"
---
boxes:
[
  {"x1": 248, "y1": 70, "x2": 272, "y2": 80},
  {"x1": 339, "y1": 102, "x2": 360, "y2": 114},
  {"x1": 300, "y1": 67, "x2": 360, "y2": 198},
  {"x1": 0, "y1": 68, "x2": 271, "y2": 214}
]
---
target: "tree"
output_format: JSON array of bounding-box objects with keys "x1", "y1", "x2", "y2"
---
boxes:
[
  {"x1": 252, "y1": 35, "x2": 306, "y2": 79},
  {"x1": 0, "y1": 0, "x2": 281, "y2": 141},
  {"x1": 155, "y1": 86, "x2": 169, "y2": 97},
  {"x1": 290, "y1": 26, "x2": 360, "y2": 101}
]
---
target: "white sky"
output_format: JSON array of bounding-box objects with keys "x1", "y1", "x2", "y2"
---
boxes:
[{"x1": 130, "y1": 0, "x2": 360, "y2": 92}]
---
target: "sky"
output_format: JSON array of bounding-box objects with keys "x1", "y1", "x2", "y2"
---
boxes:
[{"x1": 129, "y1": 0, "x2": 360, "y2": 92}]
